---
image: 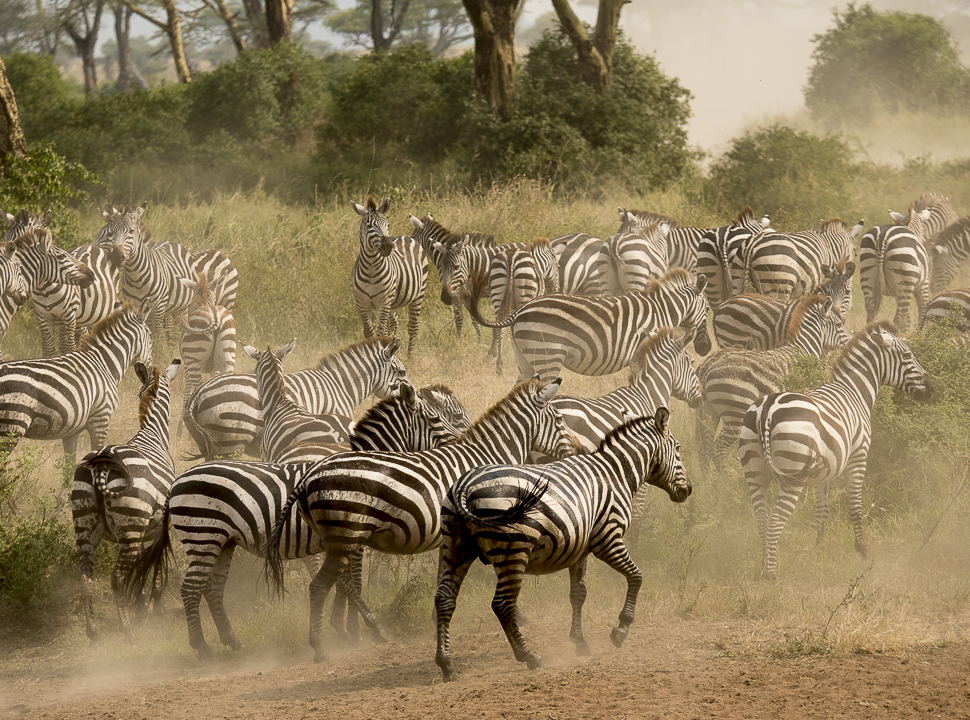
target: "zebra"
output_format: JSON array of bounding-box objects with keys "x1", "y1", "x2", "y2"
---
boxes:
[
  {"x1": 860, "y1": 208, "x2": 931, "y2": 332},
  {"x1": 96, "y1": 202, "x2": 197, "y2": 333},
  {"x1": 72, "y1": 358, "x2": 181, "y2": 642},
  {"x1": 433, "y1": 407, "x2": 690, "y2": 682},
  {"x1": 742, "y1": 219, "x2": 863, "y2": 300},
  {"x1": 602, "y1": 222, "x2": 669, "y2": 294},
  {"x1": 0, "y1": 244, "x2": 28, "y2": 359},
  {"x1": 0, "y1": 302, "x2": 152, "y2": 464},
  {"x1": 928, "y1": 217, "x2": 970, "y2": 293},
  {"x1": 486, "y1": 238, "x2": 560, "y2": 375},
  {"x1": 908, "y1": 192, "x2": 959, "y2": 246},
  {"x1": 351, "y1": 196, "x2": 428, "y2": 358},
  {"x1": 177, "y1": 271, "x2": 236, "y2": 429},
  {"x1": 409, "y1": 213, "x2": 495, "y2": 340},
  {"x1": 738, "y1": 321, "x2": 932, "y2": 580},
  {"x1": 548, "y1": 232, "x2": 611, "y2": 296},
  {"x1": 124, "y1": 387, "x2": 467, "y2": 658},
  {"x1": 263, "y1": 376, "x2": 582, "y2": 663},
  {"x1": 713, "y1": 262, "x2": 855, "y2": 350},
  {"x1": 182, "y1": 336, "x2": 408, "y2": 460},
  {"x1": 188, "y1": 248, "x2": 238, "y2": 310},
  {"x1": 919, "y1": 288, "x2": 970, "y2": 332},
  {"x1": 617, "y1": 207, "x2": 709, "y2": 273},
  {"x1": 468, "y1": 267, "x2": 712, "y2": 383},
  {"x1": 695, "y1": 206, "x2": 771, "y2": 306},
  {"x1": 2, "y1": 207, "x2": 51, "y2": 242},
  {"x1": 696, "y1": 295, "x2": 849, "y2": 465}
]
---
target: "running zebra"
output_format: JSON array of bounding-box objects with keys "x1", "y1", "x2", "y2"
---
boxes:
[
  {"x1": 713, "y1": 262, "x2": 855, "y2": 350},
  {"x1": 486, "y1": 238, "x2": 560, "y2": 375},
  {"x1": 182, "y1": 336, "x2": 408, "y2": 460},
  {"x1": 125, "y1": 387, "x2": 466, "y2": 658},
  {"x1": 738, "y1": 322, "x2": 932, "y2": 579},
  {"x1": 617, "y1": 207, "x2": 709, "y2": 273},
  {"x1": 860, "y1": 208, "x2": 931, "y2": 331},
  {"x1": 434, "y1": 407, "x2": 690, "y2": 681},
  {"x1": 602, "y1": 222, "x2": 669, "y2": 294},
  {"x1": 743, "y1": 219, "x2": 863, "y2": 300},
  {"x1": 72, "y1": 358, "x2": 181, "y2": 642},
  {"x1": 178, "y1": 271, "x2": 236, "y2": 427},
  {"x1": 351, "y1": 196, "x2": 428, "y2": 358},
  {"x1": 469, "y1": 267, "x2": 712, "y2": 383},
  {"x1": 0, "y1": 303, "x2": 152, "y2": 463},
  {"x1": 264, "y1": 376, "x2": 582, "y2": 663},
  {"x1": 920, "y1": 288, "x2": 970, "y2": 332},
  {"x1": 409, "y1": 213, "x2": 494, "y2": 340},
  {"x1": 697, "y1": 295, "x2": 848, "y2": 465},
  {"x1": 96, "y1": 203, "x2": 197, "y2": 333},
  {"x1": 695, "y1": 206, "x2": 771, "y2": 306},
  {"x1": 928, "y1": 217, "x2": 970, "y2": 293}
]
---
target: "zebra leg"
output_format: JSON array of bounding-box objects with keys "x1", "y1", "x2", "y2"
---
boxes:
[
  {"x1": 58, "y1": 312, "x2": 79, "y2": 355},
  {"x1": 308, "y1": 551, "x2": 353, "y2": 663},
  {"x1": 434, "y1": 531, "x2": 479, "y2": 683},
  {"x1": 864, "y1": 286, "x2": 883, "y2": 324},
  {"x1": 494, "y1": 328, "x2": 506, "y2": 376},
  {"x1": 491, "y1": 558, "x2": 542, "y2": 669},
  {"x1": 694, "y1": 404, "x2": 718, "y2": 470},
  {"x1": 74, "y1": 512, "x2": 105, "y2": 643},
  {"x1": 844, "y1": 455, "x2": 870, "y2": 558},
  {"x1": 739, "y1": 432, "x2": 773, "y2": 578},
  {"x1": 406, "y1": 299, "x2": 422, "y2": 359},
  {"x1": 329, "y1": 547, "x2": 363, "y2": 642},
  {"x1": 763, "y1": 483, "x2": 806, "y2": 581},
  {"x1": 593, "y1": 541, "x2": 642, "y2": 648},
  {"x1": 452, "y1": 304, "x2": 463, "y2": 340},
  {"x1": 37, "y1": 316, "x2": 58, "y2": 357},
  {"x1": 333, "y1": 569, "x2": 387, "y2": 645},
  {"x1": 892, "y1": 294, "x2": 913, "y2": 333},
  {"x1": 181, "y1": 553, "x2": 218, "y2": 658},
  {"x1": 111, "y1": 542, "x2": 141, "y2": 639},
  {"x1": 567, "y1": 556, "x2": 591, "y2": 656},
  {"x1": 202, "y1": 545, "x2": 243, "y2": 651},
  {"x1": 814, "y1": 482, "x2": 829, "y2": 548}
]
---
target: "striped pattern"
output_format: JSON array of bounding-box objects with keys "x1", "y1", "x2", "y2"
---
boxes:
[
  {"x1": 188, "y1": 248, "x2": 238, "y2": 309},
  {"x1": 695, "y1": 206, "x2": 771, "y2": 306},
  {"x1": 618, "y1": 208, "x2": 708, "y2": 273},
  {"x1": 697, "y1": 295, "x2": 848, "y2": 465},
  {"x1": 434, "y1": 408, "x2": 690, "y2": 681},
  {"x1": 2, "y1": 207, "x2": 51, "y2": 242},
  {"x1": 264, "y1": 377, "x2": 582, "y2": 663},
  {"x1": 909, "y1": 192, "x2": 959, "y2": 246},
  {"x1": 860, "y1": 209, "x2": 930, "y2": 331},
  {"x1": 816, "y1": 259, "x2": 856, "y2": 319},
  {"x1": 0, "y1": 244, "x2": 28, "y2": 359},
  {"x1": 929, "y1": 217, "x2": 970, "y2": 293},
  {"x1": 0, "y1": 303, "x2": 152, "y2": 463},
  {"x1": 469, "y1": 267, "x2": 712, "y2": 383},
  {"x1": 920, "y1": 288, "x2": 970, "y2": 332},
  {"x1": 743, "y1": 219, "x2": 863, "y2": 300},
  {"x1": 548, "y1": 232, "x2": 610, "y2": 296},
  {"x1": 182, "y1": 336, "x2": 408, "y2": 460},
  {"x1": 351, "y1": 196, "x2": 428, "y2": 358},
  {"x1": 602, "y1": 222, "x2": 669, "y2": 294},
  {"x1": 738, "y1": 322, "x2": 932, "y2": 579},
  {"x1": 72, "y1": 359, "x2": 181, "y2": 642}
]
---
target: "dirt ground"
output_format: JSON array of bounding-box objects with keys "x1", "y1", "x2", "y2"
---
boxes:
[{"x1": 3, "y1": 617, "x2": 969, "y2": 720}]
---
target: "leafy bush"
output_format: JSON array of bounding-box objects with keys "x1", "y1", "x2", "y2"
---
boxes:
[
  {"x1": 0, "y1": 516, "x2": 76, "y2": 613},
  {"x1": 806, "y1": 3, "x2": 970, "y2": 125},
  {"x1": 707, "y1": 124, "x2": 858, "y2": 224},
  {"x1": 3, "y1": 52, "x2": 78, "y2": 140},
  {"x1": 780, "y1": 352, "x2": 828, "y2": 393}
]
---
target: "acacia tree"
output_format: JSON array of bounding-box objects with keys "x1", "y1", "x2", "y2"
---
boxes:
[
  {"x1": 202, "y1": 0, "x2": 248, "y2": 53},
  {"x1": 63, "y1": 0, "x2": 105, "y2": 96},
  {"x1": 265, "y1": 0, "x2": 294, "y2": 42},
  {"x1": 327, "y1": 0, "x2": 470, "y2": 56},
  {"x1": 0, "y1": 55, "x2": 28, "y2": 164},
  {"x1": 122, "y1": 0, "x2": 192, "y2": 82},
  {"x1": 462, "y1": 0, "x2": 521, "y2": 118},
  {"x1": 550, "y1": 0, "x2": 627, "y2": 91}
]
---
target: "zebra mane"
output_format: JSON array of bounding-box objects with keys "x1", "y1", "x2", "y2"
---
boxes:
[
  {"x1": 597, "y1": 414, "x2": 662, "y2": 452},
  {"x1": 420, "y1": 382, "x2": 456, "y2": 399},
  {"x1": 78, "y1": 302, "x2": 137, "y2": 352},
  {"x1": 366, "y1": 194, "x2": 379, "y2": 211},
  {"x1": 643, "y1": 267, "x2": 693, "y2": 297},
  {"x1": 819, "y1": 218, "x2": 848, "y2": 234},
  {"x1": 529, "y1": 236, "x2": 552, "y2": 251},
  {"x1": 829, "y1": 320, "x2": 900, "y2": 376},
  {"x1": 468, "y1": 376, "x2": 545, "y2": 436},
  {"x1": 629, "y1": 327, "x2": 678, "y2": 382},
  {"x1": 935, "y1": 216, "x2": 970, "y2": 248},
  {"x1": 137, "y1": 365, "x2": 161, "y2": 428},
  {"x1": 312, "y1": 336, "x2": 395, "y2": 373},
  {"x1": 733, "y1": 206, "x2": 756, "y2": 226},
  {"x1": 785, "y1": 294, "x2": 828, "y2": 344},
  {"x1": 353, "y1": 394, "x2": 408, "y2": 437},
  {"x1": 626, "y1": 209, "x2": 680, "y2": 229}
]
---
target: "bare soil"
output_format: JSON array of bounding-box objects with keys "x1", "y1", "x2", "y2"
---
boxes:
[{"x1": 3, "y1": 618, "x2": 969, "y2": 720}]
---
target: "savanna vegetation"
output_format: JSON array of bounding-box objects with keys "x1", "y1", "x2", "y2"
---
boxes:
[{"x1": 2, "y1": 0, "x2": 970, "y2": 674}]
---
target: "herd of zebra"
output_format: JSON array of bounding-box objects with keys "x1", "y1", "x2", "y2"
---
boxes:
[{"x1": 1, "y1": 188, "x2": 969, "y2": 681}]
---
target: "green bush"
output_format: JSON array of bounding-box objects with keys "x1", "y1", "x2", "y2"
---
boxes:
[
  {"x1": 0, "y1": 516, "x2": 76, "y2": 613},
  {"x1": 3, "y1": 52, "x2": 78, "y2": 140},
  {"x1": 806, "y1": 3, "x2": 970, "y2": 125},
  {"x1": 707, "y1": 124, "x2": 858, "y2": 224}
]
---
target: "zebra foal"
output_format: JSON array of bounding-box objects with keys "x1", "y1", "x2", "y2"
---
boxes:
[
  {"x1": 434, "y1": 407, "x2": 690, "y2": 681},
  {"x1": 72, "y1": 358, "x2": 180, "y2": 642},
  {"x1": 739, "y1": 322, "x2": 932, "y2": 580}
]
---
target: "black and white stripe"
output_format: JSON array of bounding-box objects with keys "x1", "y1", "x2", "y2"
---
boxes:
[
  {"x1": 548, "y1": 232, "x2": 611, "y2": 296},
  {"x1": 72, "y1": 358, "x2": 180, "y2": 642},
  {"x1": 738, "y1": 322, "x2": 932, "y2": 579},
  {"x1": 617, "y1": 207, "x2": 710, "y2": 273},
  {"x1": 928, "y1": 217, "x2": 970, "y2": 293},
  {"x1": 182, "y1": 336, "x2": 408, "y2": 460},
  {"x1": 602, "y1": 222, "x2": 669, "y2": 293},
  {"x1": 264, "y1": 377, "x2": 582, "y2": 663},
  {"x1": 920, "y1": 287, "x2": 970, "y2": 332},
  {"x1": 909, "y1": 192, "x2": 959, "y2": 246},
  {"x1": 469, "y1": 267, "x2": 712, "y2": 383},
  {"x1": 434, "y1": 407, "x2": 689, "y2": 681},
  {"x1": 351, "y1": 196, "x2": 428, "y2": 358},
  {"x1": 695, "y1": 206, "x2": 771, "y2": 306},
  {"x1": 860, "y1": 209, "x2": 930, "y2": 331}
]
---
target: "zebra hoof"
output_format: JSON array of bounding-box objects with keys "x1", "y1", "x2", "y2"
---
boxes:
[
  {"x1": 195, "y1": 644, "x2": 214, "y2": 660},
  {"x1": 524, "y1": 653, "x2": 543, "y2": 670},
  {"x1": 855, "y1": 540, "x2": 869, "y2": 558},
  {"x1": 312, "y1": 649, "x2": 330, "y2": 664},
  {"x1": 574, "y1": 641, "x2": 591, "y2": 656},
  {"x1": 610, "y1": 627, "x2": 628, "y2": 648},
  {"x1": 372, "y1": 629, "x2": 389, "y2": 645}
]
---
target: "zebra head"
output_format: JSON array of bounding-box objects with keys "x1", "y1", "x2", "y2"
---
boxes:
[
  {"x1": 2, "y1": 208, "x2": 52, "y2": 243},
  {"x1": 434, "y1": 235, "x2": 468, "y2": 307},
  {"x1": 352, "y1": 196, "x2": 391, "y2": 256},
  {"x1": 0, "y1": 243, "x2": 28, "y2": 306},
  {"x1": 817, "y1": 260, "x2": 856, "y2": 319},
  {"x1": 245, "y1": 338, "x2": 297, "y2": 411},
  {"x1": 630, "y1": 326, "x2": 702, "y2": 410},
  {"x1": 684, "y1": 273, "x2": 712, "y2": 356},
  {"x1": 817, "y1": 297, "x2": 851, "y2": 354},
  {"x1": 352, "y1": 380, "x2": 462, "y2": 452},
  {"x1": 97, "y1": 202, "x2": 147, "y2": 258},
  {"x1": 418, "y1": 383, "x2": 471, "y2": 433},
  {"x1": 643, "y1": 407, "x2": 691, "y2": 503},
  {"x1": 871, "y1": 329, "x2": 933, "y2": 403},
  {"x1": 524, "y1": 376, "x2": 585, "y2": 460},
  {"x1": 12, "y1": 228, "x2": 95, "y2": 289},
  {"x1": 371, "y1": 336, "x2": 410, "y2": 400}
]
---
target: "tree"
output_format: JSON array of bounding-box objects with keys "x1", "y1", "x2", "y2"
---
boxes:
[
  {"x1": 265, "y1": 0, "x2": 294, "y2": 43},
  {"x1": 462, "y1": 0, "x2": 520, "y2": 118},
  {"x1": 63, "y1": 0, "x2": 105, "y2": 96},
  {"x1": 549, "y1": 0, "x2": 627, "y2": 92},
  {"x1": 201, "y1": 0, "x2": 248, "y2": 54},
  {"x1": 328, "y1": 0, "x2": 470, "y2": 57},
  {"x1": 111, "y1": 0, "x2": 134, "y2": 91},
  {"x1": 805, "y1": 3, "x2": 970, "y2": 125},
  {"x1": 121, "y1": 0, "x2": 192, "y2": 82},
  {"x1": 0, "y1": 55, "x2": 28, "y2": 164}
]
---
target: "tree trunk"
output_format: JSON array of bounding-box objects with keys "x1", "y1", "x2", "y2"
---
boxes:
[
  {"x1": 64, "y1": 0, "x2": 106, "y2": 97},
  {"x1": 369, "y1": 0, "x2": 412, "y2": 52},
  {"x1": 242, "y1": 0, "x2": 269, "y2": 50},
  {"x1": 0, "y1": 55, "x2": 29, "y2": 165},
  {"x1": 462, "y1": 0, "x2": 520, "y2": 119},
  {"x1": 113, "y1": 1, "x2": 133, "y2": 93},
  {"x1": 265, "y1": 0, "x2": 293, "y2": 43},
  {"x1": 208, "y1": 0, "x2": 248, "y2": 54},
  {"x1": 550, "y1": 0, "x2": 627, "y2": 91},
  {"x1": 122, "y1": 0, "x2": 192, "y2": 83}
]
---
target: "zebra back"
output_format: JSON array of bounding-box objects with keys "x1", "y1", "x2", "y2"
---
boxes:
[
  {"x1": 860, "y1": 209, "x2": 930, "y2": 330},
  {"x1": 350, "y1": 381, "x2": 463, "y2": 452},
  {"x1": 695, "y1": 206, "x2": 769, "y2": 305},
  {"x1": 921, "y1": 287, "x2": 970, "y2": 332},
  {"x1": 548, "y1": 232, "x2": 610, "y2": 295},
  {"x1": 929, "y1": 216, "x2": 970, "y2": 293},
  {"x1": 618, "y1": 208, "x2": 706, "y2": 272},
  {"x1": 910, "y1": 192, "x2": 959, "y2": 245}
]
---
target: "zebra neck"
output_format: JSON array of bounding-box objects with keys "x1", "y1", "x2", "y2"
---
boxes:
[
  {"x1": 613, "y1": 384, "x2": 668, "y2": 417},
  {"x1": 829, "y1": 355, "x2": 881, "y2": 409},
  {"x1": 81, "y1": 329, "x2": 139, "y2": 382},
  {"x1": 132, "y1": 392, "x2": 173, "y2": 455},
  {"x1": 793, "y1": 325, "x2": 824, "y2": 356}
]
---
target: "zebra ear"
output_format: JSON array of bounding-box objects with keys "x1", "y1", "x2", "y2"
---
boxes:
[
  {"x1": 2, "y1": 242, "x2": 16, "y2": 260},
  {"x1": 409, "y1": 214, "x2": 423, "y2": 230},
  {"x1": 844, "y1": 260, "x2": 856, "y2": 276},
  {"x1": 871, "y1": 329, "x2": 894, "y2": 348},
  {"x1": 351, "y1": 201, "x2": 367, "y2": 217},
  {"x1": 400, "y1": 381, "x2": 418, "y2": 408},
  {"x1": 679, "y1": 326, "x2": 697, "y2": 349},
  {"x1": 2, "y1": 210, "x2": 14, "y2": 226},
  {"x1": 935, "y1": 246, "x2": 949, "y2": 256},
  {"x1": 535, "y1": 377, "x2": 562, "y2": 407},
  {"x1": 134, "y1": 361, "x2": 152, "y2": 386},
  {"x1": 384, "y1": 336, "x2": 401, "y2": 359},
  {"x1": 242, "y1": 344, "x2": 260, "y2": 360},
  {"x1": 134, "y1": 201, "x2": 147, "y2": 218},
  {"x1": 180, "y1": 277, "x2": 200, "y2": 292},
  {"x1": 821, "y1": 264, "x2": 833, "y2": 278},
  {"x1": 822, "y1": 297, "x2": 834, "y2": 315},
  {"x1": 378, "y1": 197, "x2": 391, "y2": 214},
  {"x1": 41, "y1": 210, "x2": 53, "y2": 227},
  {"x1": 165, "y1": 358, "x2": 182, "y2": 382},
  {"x1": 695, "y1": 273, "x2": 708, "y2": 294},
  {"x1": 851, "y1": 220, "x2": 865, "y2": 238},
  {"x1": 654, "y1": 406, "x2": 670, "y2": 436},
  {"x1": 278, "y1": 337, "x2": 297, "y2": 359}
]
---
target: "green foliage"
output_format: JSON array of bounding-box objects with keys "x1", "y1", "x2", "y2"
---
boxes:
[
  {"x1": 780, "y1": 352, "x2": 828, "y2": 393},
  {"x1": 0, "y1": 515, "x2": 76, "y2": 613},
  {"x1": 707, "y1": 124, "x2": 858, "y2": 224},
  {"x1": 806, "y1": 3, "x2": 970, "y2": 125},
  {"x1": 3, "y1": 52, "x2": 77, "y2": 139}
]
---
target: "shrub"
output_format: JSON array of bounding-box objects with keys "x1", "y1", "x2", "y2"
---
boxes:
[
  {"x1": 0, "y1": 515, "x2": 76, "y2": 613},
  {"x1": 3, "y1": 51, "x2": 77, "y2": 140},
  {"x1": 806, "y1": 3, "x2": 970, "y2": 125},
  {"x1": 707, "y1": 124, "x2": 858, "y2": 224}
]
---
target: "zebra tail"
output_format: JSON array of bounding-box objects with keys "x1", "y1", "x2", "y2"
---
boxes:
[
  {"x1": 467, "y1": 270, "x2": 521, "y2": 329},
  {"x1": 122, "y1": 501, "x2": 173, "y2": 603},
  {"x1": 496, "y1": 266, "x2": 516, "y2": 322},
  {"x1": 82, "y1": 450, "x2": 133, "y2": 499},
  {"x1": 263, "y1": 484, "x2": 302, "y2": 600},
  {"x1": 180, "y1": 402, "x2": 213, "y2": 462},
  {"x1": 454, "y1": 476, "x2": 549, "y2": 530}
]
